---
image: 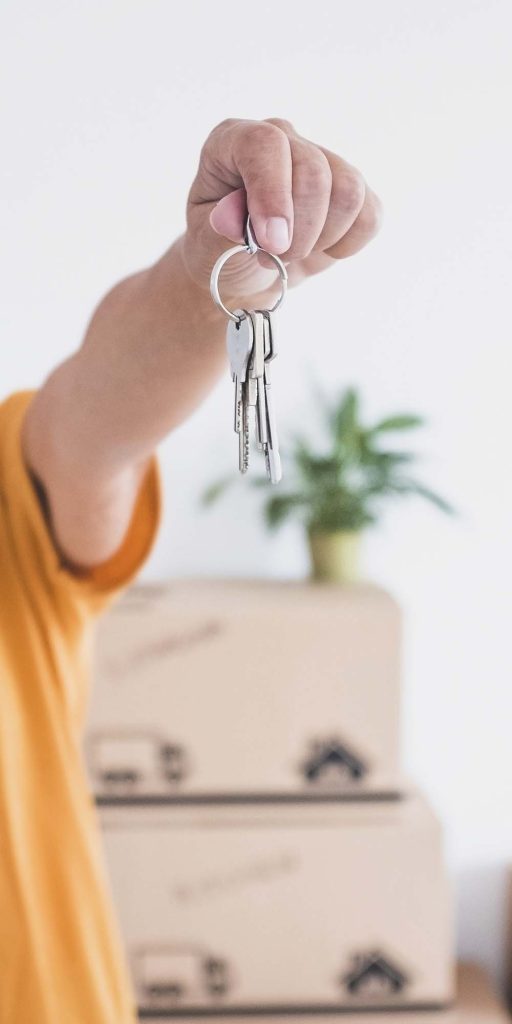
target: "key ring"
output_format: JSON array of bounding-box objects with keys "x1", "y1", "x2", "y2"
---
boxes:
[{"x1": 210, "y1": 214, "x2": 288, "y2": 323}]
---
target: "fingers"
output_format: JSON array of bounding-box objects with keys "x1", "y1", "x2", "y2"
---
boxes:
[
  {"x1": 264, "y1": 118, "x2": 331, "y2": 259},
  {"x1": 280, "y1": 136, "x2": 332, "y2": 260},
  {"x1": 204, "y1": 119, "x2": 294, "y2": 253},
  {"x1": 268, "y1": 121, "x2": 380, "y2": 258},
  {"x1": 312, "y1": 145, "x2": 367, "y2": 251},
  {"x1": 324, "y1": 183, "x2": 383, "y2": 259},
  {"x1": 312, "y1": 143, "x2": 382, "y2": 257},
  {"x1": 264, "y1": 120, "x2": 380, "y2": 260},
  {"x1": 200, "y1": 118, "x2": 381, "y2": 263}
]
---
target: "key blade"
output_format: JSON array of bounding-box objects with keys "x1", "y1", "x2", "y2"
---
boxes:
[
  {"x1": 238, "y1": 382, "x2": 250, "y2": 474},
  {"x1": 246, "y1": 377, "x2": 258, "y2": 407},
  {"x1": 264, "y1": 374, "x2": 282, "y2": 485},
  {"x1": 257, "y1": 376, "x2": 268, "y2": 446},
  {"x1": 264, "y1": 379, "x2": 279, "y2": 451},
  {"x1": 254, "y1": 381, "x2": 261, "y2": 449},
  {"x1": 234, "y1": 377, "x2": 242, "y2": 434},
  {"x1": 267, "y1": 447, "x2": 282, "y2": 485}
]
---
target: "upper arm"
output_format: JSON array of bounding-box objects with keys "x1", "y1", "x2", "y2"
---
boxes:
[
  {"x1": 21, "y1": 367, "x2": 153, "y2": 573},
  {"x1": 0, "y1": 389, "x2": 162, "y2": 622}
]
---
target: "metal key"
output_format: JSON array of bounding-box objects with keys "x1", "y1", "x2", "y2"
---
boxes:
[
  {"x1": 226, "y1": 315, "x2": 253, "y2": 431},
  {"x1": 239, "y1": 381, "x2": 250, "y2": 473},
  {"x1": 247, "y1": 310, "x2": 268, "y2": 451},
  {"x1": 208, "y1": 212, "x2": 288, "y2": 483},
  {"x1": 226, "y1": 312, "x2": 253, "y2": 473},
  {"x1": 260, "y1": 311, "x2": 282, "y2": 483},
  {"x1": 210, "y1": 215, "x2": 287, "y2": 484},
  {"x1": 226, "y1": 311, "x2": 253, "y2": 382},
  {"x1": 263, "y1": 359, "x2": 282, "y2": 484},
  {"x1": 245, "y1": 313, "x2": 259, "y2": 412},
  {"x1": 261, "y1": 308, "x2": 278, "y2": 361},
  {"x1": 249, "y1": 308, "x2": 281, "y2": 482}
]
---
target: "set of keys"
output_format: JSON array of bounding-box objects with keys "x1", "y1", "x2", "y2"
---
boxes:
[
  {"x1": 226, "y1": 308, "x2": 281, "y2": 483},
  {"x1": 210, "y1": 215, "x2": 288, "y2": 485}
]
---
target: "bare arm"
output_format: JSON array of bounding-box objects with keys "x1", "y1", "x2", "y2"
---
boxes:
[{"x1": 22, "y1": 118, "x2": 381, "y2": 570}]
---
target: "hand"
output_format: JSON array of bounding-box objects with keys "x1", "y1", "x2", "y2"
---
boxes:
[
  {"x1": 25, "y1": 120, "x2": 381, "y2": 571},
  {"x1": 182, "y1": 117, "x2": 382, "y2": 310}
]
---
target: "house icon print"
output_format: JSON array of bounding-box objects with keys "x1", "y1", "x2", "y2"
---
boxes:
[
  {"x1": 342, "y1": 951, "x2": 408, "y2": 997},
  {"x1": 301, "y1": 737, "x2": 367, "y2": 785}
]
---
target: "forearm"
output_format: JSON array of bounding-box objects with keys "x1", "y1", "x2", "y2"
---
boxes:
[
  {"x1": 22, "y1": 238, "x2": 234, "y2": 567},
  {"x1": 47, "y1": 238, "x2": 228, "y2": 474},
  {"x1": 22, "y1": 118, "x2": 380, "y2": 570}
]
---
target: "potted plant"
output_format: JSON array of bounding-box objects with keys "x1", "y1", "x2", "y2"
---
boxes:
[{"x1": 203, "y1": 387, "x2": 453, "y2": 584}]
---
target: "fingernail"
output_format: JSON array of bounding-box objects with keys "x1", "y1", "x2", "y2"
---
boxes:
[{"x1": 265, "y1": 216, "x2": 289, "y2": 252}]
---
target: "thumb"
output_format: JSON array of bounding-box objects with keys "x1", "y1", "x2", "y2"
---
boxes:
[{"x1": 203, "y1": 120, "x2": 293, "y2": 253}]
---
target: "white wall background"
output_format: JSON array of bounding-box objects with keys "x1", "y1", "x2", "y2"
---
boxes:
[{"x1": 1, "y1": 0, "x2": 511, "y2": 991}]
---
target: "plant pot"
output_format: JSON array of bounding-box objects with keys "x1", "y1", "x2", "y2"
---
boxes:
[{"x1": 307, "y1": 530, "x2": 361, "y2": 584}]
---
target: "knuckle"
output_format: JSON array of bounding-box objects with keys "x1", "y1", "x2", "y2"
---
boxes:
[
  {"x1": 200, "y1": 118, "x2": 237, "y2": 160},
  {"x1": 333, "y1": 168, "x2": 366, "y2": 215},
  {"x1": 301, "y1": 155, "x2": 332, "y2": 196},
  {"x1": 357, "y1": 191, "x2": 383, "y2": 237},
  {"x1": 265, "y1": 116, "x2": 296, "y2": 135},
  {"x1": 242, "y1": 120, "x2": 286, "y2": 152},
  {"x1": 210, "y1": 117, "x2": 238, "y2": 135}
]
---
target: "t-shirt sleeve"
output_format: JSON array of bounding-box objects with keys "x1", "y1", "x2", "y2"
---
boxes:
[{"x1": 0, "y1": 389, "x2": 162, "y2": 622}]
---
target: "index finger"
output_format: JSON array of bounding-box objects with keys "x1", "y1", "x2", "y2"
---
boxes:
[{"x1": 204, "y1": 119, "x2": 294, "y2": 254}]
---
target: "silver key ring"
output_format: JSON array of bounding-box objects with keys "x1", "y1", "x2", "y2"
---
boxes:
[{"x1": 210, "y1": 215, "x2": 288, "y2": 323}]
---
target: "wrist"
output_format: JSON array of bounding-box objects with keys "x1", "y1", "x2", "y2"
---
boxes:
[{"x1": 155, "y1": 235, "x2": 225, "y2": 327}]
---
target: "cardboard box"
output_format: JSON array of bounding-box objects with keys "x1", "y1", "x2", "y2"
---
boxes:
[
  {"x1": 99, "y1": 793, "x2": 454, "y2": 1014},
  {"x1": 87, "y1": 580, "x2": 401, "y2": 802},
  {"x1": 505, "y1": 865, "x2": 512, "y2": 1011},
  {"x1": 457, "y1": 964, "x2": 511, "y2": 1023},
  {"x1": 133, "y1": 964, "x2": 508, "y2": 1022}
]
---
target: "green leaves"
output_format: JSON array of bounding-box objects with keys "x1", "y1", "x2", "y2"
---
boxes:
[
  {"x1": 201, "y1": 385, "x2": 453, "y2": 535},
  {"x1": 371, "y1": 413, "x2": 425, "y2": 434},
  {"x1": 332, "y1": 387, "x2": 359, "y2": 444},
  {"x1": 201, "y1": 476, "x2": 234, "y2": 506},
  {"x1": 394, "y1": 480, "x2": 455, "y2": 515},
  {"x1": 264, "y1": 492, "x2": 306, "y2": 529}
]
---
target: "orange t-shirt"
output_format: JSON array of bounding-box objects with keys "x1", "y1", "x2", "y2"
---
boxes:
[{"x1": 0, "y1": 390, "x2": 162, "y2": 1023}]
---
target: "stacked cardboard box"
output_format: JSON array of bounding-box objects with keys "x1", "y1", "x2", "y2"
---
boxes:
[
  {"x1": 127, "y1": 966, "x2": 509, "y2": 1023},
  {"x1": 85, "y1": 581, "x2": 503, "y2": 1019}
]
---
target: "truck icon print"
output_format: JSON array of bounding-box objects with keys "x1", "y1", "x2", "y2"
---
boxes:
[
  {"x1": 341, "y1": 951, "x2": 409, "y2": 999},
  {"x1": 134, "y1": 944, "x2": 230, "y2": 1008},
  {"x1": 88, "y1": 730, "x2": 188, "y2": 794},
  {"x1": 300, "y1": 737, "x2": 367, "y2": 786}
]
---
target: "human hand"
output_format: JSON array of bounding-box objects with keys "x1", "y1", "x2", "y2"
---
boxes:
[{"x1": 182, "y1": 117, "x2": 382, "y2": 310}]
